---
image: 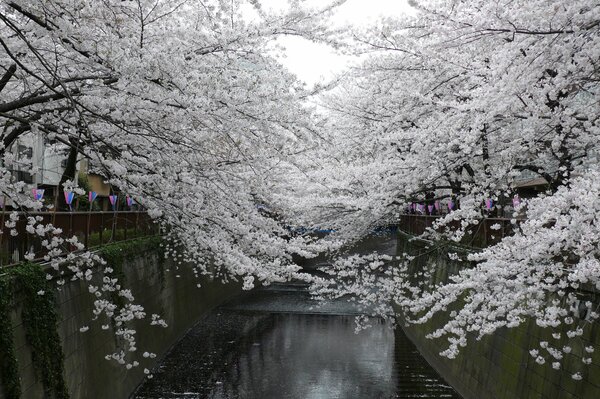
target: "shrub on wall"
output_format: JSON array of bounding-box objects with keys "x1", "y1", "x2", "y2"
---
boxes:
[
  {"x1": 0, "y1": 263, "x2": 69, "y2": 399},
  {"x1": 0, "y1": 276, "x2": 21, "y2": 399}
]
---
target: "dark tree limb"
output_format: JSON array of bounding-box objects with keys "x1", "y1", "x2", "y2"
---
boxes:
[
  {"x1": 0, "y1": 64, "x2": 16, "y2": 93},
  {"x1": 2, "y1": 123, "x2": 31, "y2": 150},
  {"x1": 0, "y1": 88, "x2": 80, "y2": 113}
]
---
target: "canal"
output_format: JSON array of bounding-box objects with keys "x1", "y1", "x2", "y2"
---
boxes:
[{"x1": 133, "y1": 280, "x2": 461, "y2": 399}]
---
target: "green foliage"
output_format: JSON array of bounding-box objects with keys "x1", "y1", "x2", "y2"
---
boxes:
[
  {"x1": 98, "y1": 235, "x2": 163, "y2": 307},
  {"x1": 98, "y1": 236, "x2": 163, "y2": 266},
  {"x1": 10, "y1": 263, "x2": 69, "y2": 399},
  {"x1": 0, "y1": 263, "x2": 71, "y2": 399},
  {"x1": 0, "y1": 250, "x2": 11, "y2": 266},
  {"x1": 87, "y1": 228, "x2": 150, "y2": 248},
  {"x1": 74, "y1": 173, "x2": 100, "y2": 211},
  {"x1": 77, "y1": 172, "x2": 91, "y2": 193},
  {"x1": 97, "y1": 237, "x2": 164, "y2": 343},
  {"x1": 0, "y1": 237, "x2": 162, "y2": 398},
  {"x1": 98, "y1": 236, "x2": 163, "y2": 286},
  {"x1": 99, "y1": 242, "x2": 128, "y2": 310},
  {"x1": 0, "y1": 276, "x2": 21, "y2": 399}
]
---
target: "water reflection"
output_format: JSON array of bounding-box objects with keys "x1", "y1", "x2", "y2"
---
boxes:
[
  {"x1": 134, "y1": 286, "x2": 461, "y2": 399},
  {"x1": 208, "y1": 314, "x2": 395, "y2": 399}
]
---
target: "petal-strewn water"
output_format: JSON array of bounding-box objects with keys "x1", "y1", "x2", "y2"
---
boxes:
[{"x1": 134, "y1": 281, "x2": 461, "y2": 399}]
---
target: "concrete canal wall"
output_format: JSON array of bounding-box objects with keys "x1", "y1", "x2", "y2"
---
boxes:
[
  {"x1": 0, "y1": 237, "x2": 241, "y2": 399},
  {"x1": 396, "y1": 232, "x2": 600, "y2": 399}
]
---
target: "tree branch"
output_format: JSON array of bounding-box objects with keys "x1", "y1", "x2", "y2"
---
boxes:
[
  {"x1": 0, "y1": 89, "x2": 80, "y2": 113},
  {"x1": 0, "y1": 64, "x2": 16, "y2": 93}
]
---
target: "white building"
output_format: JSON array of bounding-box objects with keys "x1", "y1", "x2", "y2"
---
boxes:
[{"x1": 8, "y1": 131, "x2": 82, "y2": 187}]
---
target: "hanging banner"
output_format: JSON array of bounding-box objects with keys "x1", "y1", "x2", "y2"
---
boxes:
[
  {"x1": 485, "y1": 199, "x2": 494, "y2": 209},
  {"x1": 109, "y1": 195, "x2": 118, "y2": 211},
  {"x1": 64, "y1": 191, "x2": 75, "y2": 210},
  {"x1": 88, "y1": 191, "x2": 98, "y2": 202},
  {"x1": 448, "y1": 200, "x2": 455, "y2": 210},
  {"x1": 64, "y1": 191, "x2": 75, "y2": 205},
  {"x1": 428, "y1": 205, "x2": 434, "y2": 214},
  {"x1": 434, "y1": 201, "x2": 440, "y2": 211},
  {"x1": 126, "y1": 196, "x2": 135, "y2": 207},
  {"x1": 512, "y1": 195, "x2": 521, "y2": 208},
  {"x1": 32, "y1": 188, "x2": 45, "y2": 201}
]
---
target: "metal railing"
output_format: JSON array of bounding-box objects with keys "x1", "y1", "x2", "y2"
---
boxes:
[
  {"x1": 0, "y1": 211, "x2": 158, "y2": 266},
  {"x1": 399, "y1": 214, "x2": 522, "y2": 249}
]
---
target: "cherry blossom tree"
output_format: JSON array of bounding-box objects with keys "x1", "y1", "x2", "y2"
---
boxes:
[
  {"x1": 0, "y1": 0, "x2": 345, "y2": 369},
  {"x1": 3, "y1": 0, "x2": 600, "y2": 379},
  {"x1": 296, "y1": 0, "x2": 600, "y2": 374}
]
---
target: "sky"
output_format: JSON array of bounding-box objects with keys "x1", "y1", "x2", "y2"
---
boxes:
[{"x1": 258, "y1": 0, "x2": 416, "y2": 85}]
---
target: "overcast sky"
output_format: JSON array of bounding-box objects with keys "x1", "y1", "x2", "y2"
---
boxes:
[{"x1": 259, "y1": 0, "x2": 416, "y2": 85}]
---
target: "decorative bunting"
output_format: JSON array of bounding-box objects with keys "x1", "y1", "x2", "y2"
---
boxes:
[
  {"x1": 428, "y1": 204, "x2": 434, "y2": 214},
  {"x1": 32, "y1": 188, "x2": 45, "y2": 201},
  {"x1": 64, "y1": 191, "x2": 75, "y2": 205},
  {"x1": 434, "y1": 200, "x2": 440, "y2": 211},
  {"x1": 448, "y1": 200, "x2": 455, "y2": 210},
  {"x1": 109, "y1": 195, "x2": 118, "y2": 211},
  {"x1": 485, "y1": 199, "x2": 494, "y2": 209},
  {"x1": 126, "y1": 196, "x2": 135, "y2": 207},
  {"x1": 512, "y1": 195, "x2": 521, "y2": 208},
  {"x1": 88, "y1": 191, "x2": 98, "y2": 202},
  {"x1": 64, "y1": 191, "x2": 75, "y2": 210}
]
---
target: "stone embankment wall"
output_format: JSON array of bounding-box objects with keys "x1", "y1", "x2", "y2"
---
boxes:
[
  {"x1": 396, "y1": 232, "x2": 600, "y2": 399},
  {"x1": 0, "y1": 237, "x2": 240, "y2": 399}
]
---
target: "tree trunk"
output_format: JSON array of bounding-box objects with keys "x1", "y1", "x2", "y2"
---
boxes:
[{"x1": 57, "y1": 138, "x2": 80, "y2": 210}]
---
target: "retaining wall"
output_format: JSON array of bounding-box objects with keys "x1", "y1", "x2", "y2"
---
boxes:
[
  {"x1": 0, "y1": 238, "x2": 241, "y2": 399},
  {"x1": 396, "y1": 232, "x2": 600, "y2": 399}
]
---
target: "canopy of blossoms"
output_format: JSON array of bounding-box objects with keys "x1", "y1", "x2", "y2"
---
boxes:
[{"x1": 1, "y1": 0, "x2": 599, "y2": 376}]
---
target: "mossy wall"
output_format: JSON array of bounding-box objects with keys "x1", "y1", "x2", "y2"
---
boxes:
[
  {"x1": 0, "y1": 238, "x2": 241, "y2": 399},
  {"x1": 396, "y1": 232, "x2": 600, "y2": 399}
]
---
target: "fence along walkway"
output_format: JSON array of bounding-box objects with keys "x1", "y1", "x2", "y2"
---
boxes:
[
  {"x1": 1, "y1": 212, "x2": 519, "y2": 267},
  {"x1": 398, "y1": 214, "x2": 523, "y2": 249},
  {"x1": 0, "y1": 211, "x2": 157, "y2": 267}
]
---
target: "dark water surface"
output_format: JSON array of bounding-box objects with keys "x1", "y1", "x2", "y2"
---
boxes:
[{"x1": 133, "y1": 283, "x2": 461, "y2": 399}]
